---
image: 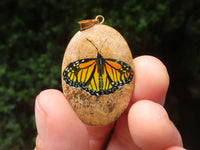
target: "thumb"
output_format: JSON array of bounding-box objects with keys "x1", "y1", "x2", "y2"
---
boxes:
[{"x1": 34, "y1": 89, "x2": 89, "y2": 150}]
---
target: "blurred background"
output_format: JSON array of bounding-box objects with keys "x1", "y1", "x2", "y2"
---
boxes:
[{"x1": 0, "y1": 0, "x2": 199, "y2": 149}]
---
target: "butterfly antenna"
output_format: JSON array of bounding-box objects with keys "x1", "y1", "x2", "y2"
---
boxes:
[
  {"x1": 100, "y1": 37, "x2": 108, "y2": 52},
  {"x1": 86, "y1": 38, "x2": 100, "y2": 53}
]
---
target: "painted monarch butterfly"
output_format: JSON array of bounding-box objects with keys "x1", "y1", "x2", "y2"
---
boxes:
[{"x1": 63, "y1": 38, "x2": 134, "y2": 96}]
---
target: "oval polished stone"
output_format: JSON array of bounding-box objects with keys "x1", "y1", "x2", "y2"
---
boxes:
[{"x1": 62, "y1": 24, "x2": 134, "y2": 126}]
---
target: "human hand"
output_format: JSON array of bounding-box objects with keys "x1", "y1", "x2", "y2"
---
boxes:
[{"x1": 34, "y1": 56, "x2": 185, "y2": 150}]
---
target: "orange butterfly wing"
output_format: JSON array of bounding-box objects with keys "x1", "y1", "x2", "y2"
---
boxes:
[{"x1": 103, "y1": 59, "x2": 133, "y2": 92}]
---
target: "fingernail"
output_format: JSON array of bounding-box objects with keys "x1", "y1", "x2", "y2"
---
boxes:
[{"x1": 35, "y1": 94, "x2": 47, "y2": 141}]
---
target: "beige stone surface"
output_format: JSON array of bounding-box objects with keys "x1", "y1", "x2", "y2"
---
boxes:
[{"x1": 62, "y1": 24, "x2": 134, "y2": 126}]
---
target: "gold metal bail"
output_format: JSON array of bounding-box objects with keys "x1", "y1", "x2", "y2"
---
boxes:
[{"x1": 78, "y1": 15, "x2": 105, "y2": 31}]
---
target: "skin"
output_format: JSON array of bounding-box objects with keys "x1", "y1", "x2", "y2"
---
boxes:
[{"x1": 34, "y1": 55, "x2": 186, "y2": 150}]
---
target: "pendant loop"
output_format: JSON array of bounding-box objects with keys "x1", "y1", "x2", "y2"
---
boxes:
[
  {"x1": 95, "y1": 15, "x2": 104, "y2": 24},
  {"x1": 78, "y1": 15, "x2": 104, "y2": 31}
]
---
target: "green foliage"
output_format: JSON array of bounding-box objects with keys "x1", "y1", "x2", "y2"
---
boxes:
[{"x1": 0, "y1": 0, "x2": 199, "y2": 149}]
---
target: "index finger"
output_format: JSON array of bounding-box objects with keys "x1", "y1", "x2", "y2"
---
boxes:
[{"x1": 131, "y1": 55, "x2": 169, "y2": 105}]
